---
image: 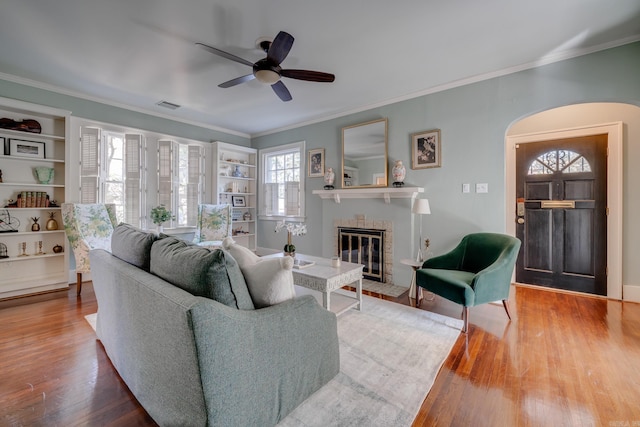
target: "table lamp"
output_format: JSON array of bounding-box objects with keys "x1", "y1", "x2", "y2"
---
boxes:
[{"x1": 412, "y1": 198, "x2": 431, "y2": 262}]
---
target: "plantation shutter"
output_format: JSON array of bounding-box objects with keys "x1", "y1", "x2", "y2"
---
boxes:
[
  {"x1": 80, "y1": 126, "x2": 100, "y2": 203},
  {"x1": 125, "y1": 134, "x2": 142, "y2": 226},
  {"x1": 157, "y1": 140, "x2": 173, "y2": 216},
  {"x1": 285, "y1": 181, "x2": 300, "y2": 216},
  {"x1": 186, "y1": 145, "x2": 202, "y2": 226},
  {"x1": 263, "y1": 183, "x2": 279, "y2": 215}
]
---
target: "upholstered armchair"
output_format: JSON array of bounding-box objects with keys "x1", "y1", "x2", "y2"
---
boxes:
[
  {"x1": 192, "y1": 204, "x2": 233, "y2": 248},
  {"x1": 416, "y1": 233, "x2": 521, "y2": 333},
  {"x1": 62, "y1": 203, "x2": 118, "y2": 295}
]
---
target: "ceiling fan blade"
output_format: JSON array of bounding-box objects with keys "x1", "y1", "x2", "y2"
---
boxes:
[
  {"x1": 271, "y1": 81, "x2": 292, "y2": 102},
  {"x1": 195, "y1": 42, "x2": 254, "y2": 67},
  {"x1": 281, "y1": 69, "x2": 335, "y2": 83},
  {"x1": 218, "y1": 74, "x2": 255, "y2": 88},
  {"x1": 267, "y1": 31, "x2": 294, "y2": 65}
]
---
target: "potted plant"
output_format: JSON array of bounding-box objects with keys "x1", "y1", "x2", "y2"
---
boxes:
[
  {"x1": 274, "y1": 221, "x2": 307, "y2": 257},
  {"x1": 150, "y1": 205, "x2": 174, "y2": 232}
]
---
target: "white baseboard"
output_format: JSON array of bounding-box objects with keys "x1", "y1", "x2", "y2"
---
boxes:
[{"x1": 623, "y1": 285, "x2": 640, "y2": 303}]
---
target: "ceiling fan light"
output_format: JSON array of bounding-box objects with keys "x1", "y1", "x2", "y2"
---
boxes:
[{"x1": 255, "y1": 69, "x2": 280, "y2": 84}]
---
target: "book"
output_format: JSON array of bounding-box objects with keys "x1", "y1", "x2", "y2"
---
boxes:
[{"x1": 293, "y1": 259, "x2": 315, "y2": 269}]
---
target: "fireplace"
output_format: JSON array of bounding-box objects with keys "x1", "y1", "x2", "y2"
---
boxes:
[
  {"x1": 334, "y1": 218, "x2": 394, "y2": 284},
  {"x1": 338, "y1": 227, "x2": 384, "y2": 282}
]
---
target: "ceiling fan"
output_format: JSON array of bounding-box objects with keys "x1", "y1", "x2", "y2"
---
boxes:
[{"x1": 196, "y1": 31, "x2": 335, "y2": 102}]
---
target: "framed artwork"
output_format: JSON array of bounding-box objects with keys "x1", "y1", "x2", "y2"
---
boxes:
[
  {"x1": 308, "y1": 148, "x2": 325, "y2": 177},
  {"x1": 411, "y1": 129, "x2": 441, "y2": 169},
  {"x1": 9, "y1": 139, "x2": 45, "y2": 159},
  {"x1": 231, "y1": 195, "x2": 246, "y2": 207}
]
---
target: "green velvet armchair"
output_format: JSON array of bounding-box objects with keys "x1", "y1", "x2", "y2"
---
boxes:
[{"x1": 416, "y1": 233, "x2": 521, "y2": 333}]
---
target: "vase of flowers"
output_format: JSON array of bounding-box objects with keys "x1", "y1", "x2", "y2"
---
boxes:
[
  {"x1": 150, "y1": 205, "x2": 174, "y2": 233},
  {"x1": 274, "y1": 221, "x2": 307, "y2": 257}
]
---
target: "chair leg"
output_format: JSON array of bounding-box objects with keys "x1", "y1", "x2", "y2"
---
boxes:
[
  {"x1": 502, "y1": 299, "x2": 512, "y2": 320},
  {"x1": 462, "y1": 307, "x2": 469, "y2": 334},
  {"x1": 76, "y1": 272, "x2": 82, "y2": 296},
  {"x1": 416, "y1": 284, "x2": 421, "y2": 308}
]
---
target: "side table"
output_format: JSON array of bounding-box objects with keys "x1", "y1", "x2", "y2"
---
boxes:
[{"x1": 400, "y1": 258, "x2": 435, "y2": 304}]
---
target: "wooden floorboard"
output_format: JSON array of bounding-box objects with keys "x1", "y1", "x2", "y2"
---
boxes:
[{"x1": 1, "y1": 282, "x2": 639, "y2": 426}]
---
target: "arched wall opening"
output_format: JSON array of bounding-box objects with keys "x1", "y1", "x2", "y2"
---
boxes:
[{"x1": 505, "y1": 102, "x2": 640, "y2": 301}]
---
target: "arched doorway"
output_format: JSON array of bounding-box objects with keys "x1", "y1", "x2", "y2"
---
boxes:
[{"x1": 505, "y1": 103, "x2": 627, "y2": 299}]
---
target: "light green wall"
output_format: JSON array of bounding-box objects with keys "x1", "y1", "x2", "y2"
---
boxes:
[{"x1": 252, "y1": 41, "x2": 640, "y2": 288}]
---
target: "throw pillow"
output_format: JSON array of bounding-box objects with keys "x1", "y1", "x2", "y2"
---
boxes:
[
  {"x1": 150, "y1": 237, "x2": 254, "y2": 310},
  {"x1": 111, "y1": 223, "x2": 159, "y2": 271},
  {"x1": 223, "y1": 238, "x2": 296, "y2": 308}
]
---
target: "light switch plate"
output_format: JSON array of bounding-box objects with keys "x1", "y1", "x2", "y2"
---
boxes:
[
  {"x1": 462, "y1": 183, "x2": 470, "y2": 193},
  {"x1": 476, "y1": 183, "x2": 489, "y2": 193}
]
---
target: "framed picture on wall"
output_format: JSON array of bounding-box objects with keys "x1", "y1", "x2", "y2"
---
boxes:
[
  {"x1": 231, "y1": 195, "x2": 246, "y2": 207},
  {"x1": 308, "y1": 148, "x2": 325, "y2": 177},
  {"x1": 411, "y1": 129, "x2": 441, "y2": 169}
]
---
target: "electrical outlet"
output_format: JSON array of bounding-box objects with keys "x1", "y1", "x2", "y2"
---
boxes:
[
  {"x1": 462, "y1": 183, "x2": 470, "y2": 193},
  {"x1": 476, "y1": 183, "x2": 489, "y2": 193}
]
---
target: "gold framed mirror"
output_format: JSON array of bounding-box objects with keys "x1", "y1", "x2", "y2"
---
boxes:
[{"x1": 342, "y1": 118, "x2": 388, "y2": 188}]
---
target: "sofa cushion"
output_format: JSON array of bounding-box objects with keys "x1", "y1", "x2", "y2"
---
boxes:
[
  {"x1": 150, "y1": 237, "x2": 254, "y2": 310},
  {"x1": 223, "y1": 237, "x2": 296, "y2": 308},
  {"x1": 111, "y1": 223, "x2": 159, "y2": 271}
]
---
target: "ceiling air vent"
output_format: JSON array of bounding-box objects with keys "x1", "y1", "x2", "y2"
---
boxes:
[{"x1": 156, "y1": 100, "x2": 181, "y2": 110}]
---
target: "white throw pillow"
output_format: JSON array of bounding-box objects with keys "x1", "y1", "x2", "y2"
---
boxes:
[{"x1": 223, "y1": 238, "x2": 296, "y2": 308}]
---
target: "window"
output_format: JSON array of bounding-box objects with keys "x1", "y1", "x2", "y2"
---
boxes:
[
  {"x1": 80, "y1": 127, "x2": 144, "y2": 225},
  {"x1": 80, "y1": 124, "x2": 205, "y2": 229},
  {"x1": 157, "y1": 140, "x2": 204, "y2": 228},
  {"x1": 527, "y1": 149, "x2": 592, "y2": 175},
  {"x1": 259, "y1": 141, "x2": 305, "y2": 219}
]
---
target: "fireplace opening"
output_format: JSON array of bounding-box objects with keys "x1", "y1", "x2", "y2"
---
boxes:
[{"x1": 338, "y1": 227, "x2": 385, "y2": 282}]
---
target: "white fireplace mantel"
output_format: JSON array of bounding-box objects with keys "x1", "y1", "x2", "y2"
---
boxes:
[{"x1": 312, "y1": 187, "x2": 424, "y2": 204}]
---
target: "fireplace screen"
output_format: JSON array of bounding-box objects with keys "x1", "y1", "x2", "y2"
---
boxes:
[{"x1": 338, "y1": 227, "x2": 384, "y2": 282}]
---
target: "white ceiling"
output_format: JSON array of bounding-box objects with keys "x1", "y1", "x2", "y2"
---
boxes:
[{"x1": 1, "y1": 0, "x2": 639, "y2": 137}]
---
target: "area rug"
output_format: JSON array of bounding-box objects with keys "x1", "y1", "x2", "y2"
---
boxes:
[
  {"x1": 84, "y1": 296, "x2": 462, "y2": 426},
  {"x1": 278, "y1": 293, "x2": 462, "y2": 426}
]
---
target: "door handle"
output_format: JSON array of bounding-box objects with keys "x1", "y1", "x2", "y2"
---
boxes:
[{"x1": 517, "y1": 218, "x2": 525, "y2": 224}]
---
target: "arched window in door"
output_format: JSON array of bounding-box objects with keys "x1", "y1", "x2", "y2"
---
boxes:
[{"x1": 527, "y1": 149, "x2": 592, "y2": 175}]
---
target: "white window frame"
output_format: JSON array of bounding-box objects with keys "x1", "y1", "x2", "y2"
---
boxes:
[
  {"x1": 156, "y1": 139, "x2": 205, "y2": 229},
  {"x1": 258, "y1": 141, "x2": 306, "y2": 222},
  {"x1": 79, "y1": 125, "x2": 146, "y2": 227}
]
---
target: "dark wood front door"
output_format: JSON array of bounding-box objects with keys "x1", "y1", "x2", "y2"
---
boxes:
[{"x1": 515, "y1": 135, "x2": 607, "y2": 295}]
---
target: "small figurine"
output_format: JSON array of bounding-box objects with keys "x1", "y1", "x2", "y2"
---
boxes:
[{"x1": 31, "y1": 217, "x2": 40, "y2": 231}]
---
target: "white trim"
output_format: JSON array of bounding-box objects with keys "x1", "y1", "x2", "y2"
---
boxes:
[
  {"x1": 622, "y1": 285, "x2": 640, "y2": 303},
  {"x1": 505, "y1": 122, "x2": 623, "y2": 300}
]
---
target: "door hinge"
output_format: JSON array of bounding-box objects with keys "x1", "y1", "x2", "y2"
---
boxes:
[{"x1": 606, "y1": 207, "x2": 610, "y2": 216}]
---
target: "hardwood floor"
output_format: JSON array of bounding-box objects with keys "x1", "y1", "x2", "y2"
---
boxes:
[{"x1": 1, "y1": 283, "x2": 639, "y2": 426}]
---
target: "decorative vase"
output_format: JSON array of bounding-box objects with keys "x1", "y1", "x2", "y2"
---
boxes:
[
  {"x1": 324, "y1": 167, "x2": 335, "y2": 190},
  {"x1": 156, "y1": 224, "x2": 164, "y2": 234},
  {"x1": 46, "y1": 211, "x2": 58, "y2": 230},
  {"x1": 34, "y1": 167, "x2": 54, "y2": 184},
  {"x1": 232, "y1": 165, "x2": 243, "y2": 177},
  {"x1": 392, "y1": 160, "x2": 406, "y2": 187},
  {"x1": 53, "y1": 244, "x2": 64, "y2": 253},
  {"x1": 283, "y1": 231, "x2": 296, "y2": 257}
]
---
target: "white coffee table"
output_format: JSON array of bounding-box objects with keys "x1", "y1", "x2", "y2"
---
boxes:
[{"x1": 264, "y1": 253, "x2": 364, "y2": 315}]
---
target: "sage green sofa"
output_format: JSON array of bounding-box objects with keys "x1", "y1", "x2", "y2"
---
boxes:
[{"x1": 90, "y1": 224, "x2": 339, "y2": 426}]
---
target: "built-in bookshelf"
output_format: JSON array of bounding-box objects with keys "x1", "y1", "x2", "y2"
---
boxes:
[
  {"x1": 0, "y1": 97, "x2": 70, "y2": 299},
  {"x1": 211, "y1": 142, "x2": 257, "y2": 251}
]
